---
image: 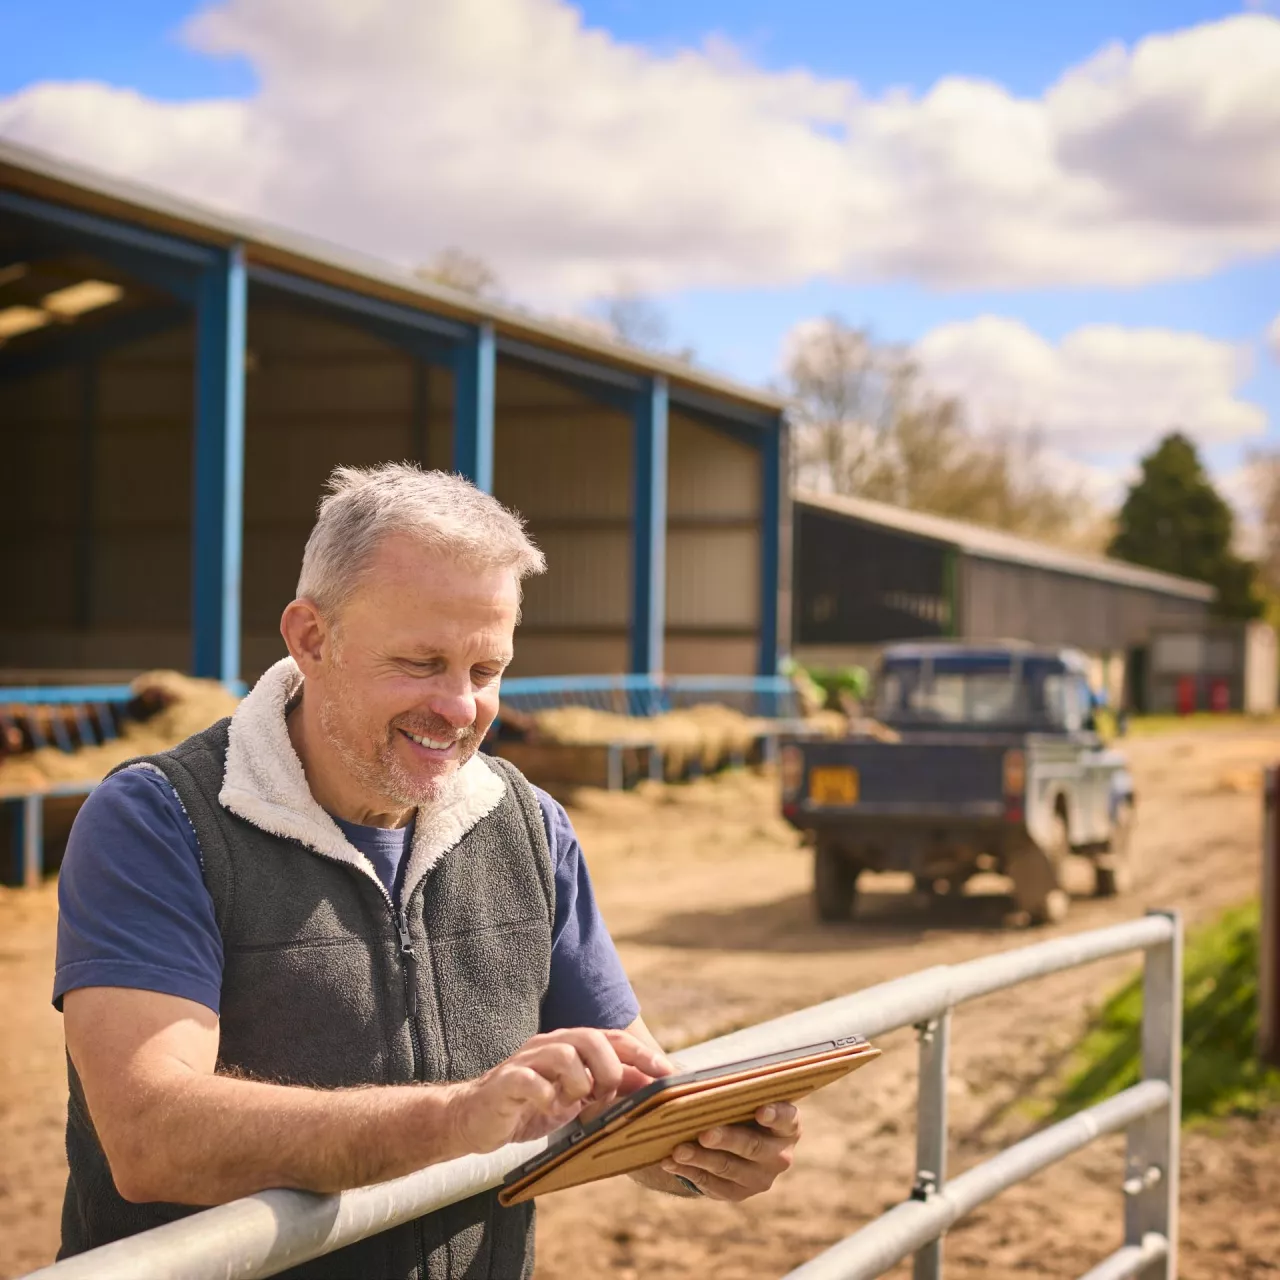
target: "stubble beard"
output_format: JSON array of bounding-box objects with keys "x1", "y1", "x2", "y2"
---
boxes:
[{"x1": 318, "y1": 676, "x2": 477, "y2": 814}]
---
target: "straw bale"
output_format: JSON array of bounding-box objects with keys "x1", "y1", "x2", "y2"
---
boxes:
[{"x1": 0, "y1": 671, "x2": 240, "y2": 795}]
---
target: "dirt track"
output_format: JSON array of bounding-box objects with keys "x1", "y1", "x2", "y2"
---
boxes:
[{"x1": 2, "y1": 728, "x2": 1279, "y2": 1278}]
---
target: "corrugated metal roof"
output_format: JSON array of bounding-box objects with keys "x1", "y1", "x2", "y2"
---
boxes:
[
  {"x1": 0, "y1": 138, "x2": 783, "y2": 417},
  {"x1": 796, "y1": 489, "x2": 1216, "y2": 602}
]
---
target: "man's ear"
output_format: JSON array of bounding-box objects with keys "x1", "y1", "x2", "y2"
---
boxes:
[{"x1": 280, "y1": 598, "x2": 330, "y2": 675}]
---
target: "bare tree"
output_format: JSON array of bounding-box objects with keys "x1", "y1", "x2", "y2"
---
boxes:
[
  {"x1": 786, "y1": 318, "x2": 901, "y2": 493},
  {"x1": 415, "y1": 247, "x2": 502, "y2": 299},
  {"x1": 785, "y1": 316, "x2": 1100, "y2": 548},
  {"x1": 590, "y1": 285, "x2": 696, "y2": 363}
]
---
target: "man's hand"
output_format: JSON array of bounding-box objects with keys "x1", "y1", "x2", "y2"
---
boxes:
[
  {"x1": 659, "y1": 1102, "x2": 800, "y2": 1201},
  {"x1": 446, "y1": 1028, "x2": 673, "y2": 1153}
]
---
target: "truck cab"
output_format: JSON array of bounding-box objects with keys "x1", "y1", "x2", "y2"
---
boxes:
[{"x1": 782, "y1": 642, "x2": 1135, "y2": 926}]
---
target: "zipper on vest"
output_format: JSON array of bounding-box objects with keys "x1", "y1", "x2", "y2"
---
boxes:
[
  {"x1": 392, "y1": 903, "x2": 428, "y2": 1280},
  {"x1": 395, "y1": 909, "x2": 419, "y2": 1020}
]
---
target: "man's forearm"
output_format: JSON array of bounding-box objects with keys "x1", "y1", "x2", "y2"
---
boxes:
[{"x1": 117, "y1": 1071, "x2": 465, "y2": 1205}]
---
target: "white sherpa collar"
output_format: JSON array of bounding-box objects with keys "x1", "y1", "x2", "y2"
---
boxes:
[{"x1": 219, "y1": 656, "x2": 507, "y2": 905}]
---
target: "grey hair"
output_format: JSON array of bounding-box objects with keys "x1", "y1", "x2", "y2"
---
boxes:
[{"x1": 297, "y1": 463, "x2": 546, "y2": 616}]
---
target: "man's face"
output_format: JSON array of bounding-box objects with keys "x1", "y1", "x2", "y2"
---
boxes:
[{"x1": 312, "y1": 534, "x2": 519, "y2": 810}]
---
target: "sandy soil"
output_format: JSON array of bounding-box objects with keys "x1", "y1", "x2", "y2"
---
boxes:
[{"x1": 2, "y1": 727, "x2": 1278, "y2": 1279}]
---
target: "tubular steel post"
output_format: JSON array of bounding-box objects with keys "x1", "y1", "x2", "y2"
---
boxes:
[
  {"x1": 452, "y1": 322, "x2": 495, "y2": 492},
  {"x1": 22, "y1": 793, "x2": 43, "y2": 888},
  {"x1": 1124, "y1": 909, "x2": 1181, "y2": 1280},
  {"x1": 758, "y1": 411, "x2": 783, "y2": 678},
  {"x1": 191, "y1": 243, "x2": 247, "y2": 686},
  {"x1": 1262, "y1": 767, "x2": 1280, "y2": 1067},
  {"x1": 630, "y1": 375, "x2": 668, "y2": 676},
  {"x1": 912, "y1": 1012, "x2": 950, "y2": 1280}
]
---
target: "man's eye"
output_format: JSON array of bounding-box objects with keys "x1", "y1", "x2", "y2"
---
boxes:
[{"x1": 473, "y1": 668, "x2": 501, "y2": 684}]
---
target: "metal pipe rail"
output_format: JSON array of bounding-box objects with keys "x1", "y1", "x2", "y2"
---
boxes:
[
  {"x1": 22, "y1": 912, "x2": 1181, "y2": 1280},
  {"x1": 783, "y1": 1083, "x2": 1170, "y2": 1280}
]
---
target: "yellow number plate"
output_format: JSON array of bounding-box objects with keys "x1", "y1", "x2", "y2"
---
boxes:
[{"x1": 809, "y1": 766, "x2": 859, "y2": 806}]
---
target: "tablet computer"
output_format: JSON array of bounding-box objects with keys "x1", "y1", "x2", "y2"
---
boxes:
[{"x1": 498, "y1": 1034, "x2": 880, "y2": 1205}]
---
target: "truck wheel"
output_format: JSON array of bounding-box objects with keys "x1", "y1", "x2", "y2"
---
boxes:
[
  {"x1": 1029, "y1": 887, "x2": 1071, "y2": 926},
  {"x1": 1009, "y1": 817, "x2": 1070, "y2": 926},
  {"x1": 1095, "y1": 803, "x2": 1135, "y2": 898},
  {"x1": 814, "y1": 844, "x2": 858, "y2": 922}
]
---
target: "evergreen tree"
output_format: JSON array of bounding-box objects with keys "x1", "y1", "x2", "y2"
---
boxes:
[{"x1": 1109, "y1": 432, "x2": 1263, "y2": 618}]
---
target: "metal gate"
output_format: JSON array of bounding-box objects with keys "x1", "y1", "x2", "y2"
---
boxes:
[{"x1": 23, "y1": 912, "x2": 1181, "y2": 1280}]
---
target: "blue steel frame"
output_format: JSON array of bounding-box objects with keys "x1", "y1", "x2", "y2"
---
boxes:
[
  {"x1": 0, "y1": 187, "x2": 251, "y2": 685},
  {"x1": 192, "y1": 246, "x2": 248, "y2": 684},
  {"x1": 248, "y1": 266, "x2": 497, "y2": 491},
  {"x1": 663, "y1": 388, "x2": 787, "y2": 677},
  {"x1": 453, "y1": 323, "x2": 496, "y2": 491},
  {"x1": 631, "y1": 376, "x2": 668, "y2": 675},
  {"x1": 0, "y1": 186, "x2": 785, "y2": 690},
  {"x1": 759, "y1": 411, "x2": 786, "y2": 677}
]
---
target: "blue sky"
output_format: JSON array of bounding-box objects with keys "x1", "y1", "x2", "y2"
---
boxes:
[{"x1": 2, "y1": 0, "x2": 1277, "y2": 499}]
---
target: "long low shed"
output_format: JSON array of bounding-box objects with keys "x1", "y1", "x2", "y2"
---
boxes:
[
  {"x1": 0, "y1": 140, "x2": 789, "y2": 686},
  {"x1": 792, "y1": 491, "x2": 1214, "y2": 686}
]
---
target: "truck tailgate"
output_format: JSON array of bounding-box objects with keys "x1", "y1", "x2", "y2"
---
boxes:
[{"x1": 795, "y1": 739, "x2": 1011, "y2": 816}]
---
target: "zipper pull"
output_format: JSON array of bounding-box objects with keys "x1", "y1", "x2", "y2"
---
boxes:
[{"x1": 396, "y1": 915, "x2": 418, "y2": 1019}]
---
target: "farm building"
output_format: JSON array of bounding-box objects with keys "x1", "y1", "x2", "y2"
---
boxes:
[
  {"x1": 792, "y1": 491, "x2": 1216, "y2": 703},
  {"x1": 0, "y1": 139, "x2": 787, "y2": 690}
]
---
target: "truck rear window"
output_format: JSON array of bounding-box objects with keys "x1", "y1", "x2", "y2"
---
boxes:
[{"x1": 875, "y1": 655, "x2": 1076, "y2": 727}]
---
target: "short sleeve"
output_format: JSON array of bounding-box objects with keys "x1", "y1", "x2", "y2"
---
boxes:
[
  {"x1": 54, "y1": 767, "x2": 224, "y2": 1014},
  {"x1": 534, "y1": 788, "x2": 639, "y2": 1033}
]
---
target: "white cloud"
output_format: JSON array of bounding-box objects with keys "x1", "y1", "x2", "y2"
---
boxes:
[
  {"x1": 1269, "y1": 313, "x2": 1280, "y2": 361},
  {"x1": 2, "y1": 3, "x2": 1280, "y2": 300},
  {"x1": 911, "y1": 316, "x2": 1266, "y2": 453}
]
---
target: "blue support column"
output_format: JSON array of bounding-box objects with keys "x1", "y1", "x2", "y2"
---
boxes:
[
  {"x1": 630, "y1": 376, "x2": 668, "y2": 675},
  {"x1": 758, "y1": 412, "x2": 785, "y2": 676},
  {"x1": 75, "y1": 358, "x2": 98, "y2": 630},
  {"x1": 191, "y1": 244, "x2": 247, "y2": 684},
  {"x1": 453, "y1": 323, "x2": 496, "y2": 491}
]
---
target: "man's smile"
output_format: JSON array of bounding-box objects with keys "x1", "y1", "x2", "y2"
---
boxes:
[{"x1": 398, "y1": 727, "x2": 460, "y2": 756}]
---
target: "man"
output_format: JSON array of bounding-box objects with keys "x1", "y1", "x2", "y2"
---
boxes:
[{"x1": 54, "y1": 464, "x2": 800, "y2": 1279}]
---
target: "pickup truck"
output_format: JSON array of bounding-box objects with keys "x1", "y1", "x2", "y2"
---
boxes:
[{"x1": 780, "y1": 642, "x2": 1135, "y2": 926}]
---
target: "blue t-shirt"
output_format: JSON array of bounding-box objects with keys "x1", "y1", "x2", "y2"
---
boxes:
[
  {"x1": 54, "y1": 768, "x2": 638, "y2": 1034},
  {"x1": 329, "y1": 813, "x2": 415, "y2": 900}
]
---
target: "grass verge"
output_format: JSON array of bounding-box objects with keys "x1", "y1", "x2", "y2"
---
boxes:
[{"x1": 1053, "y1": 900, "x2": 1280, "y2": 1125}]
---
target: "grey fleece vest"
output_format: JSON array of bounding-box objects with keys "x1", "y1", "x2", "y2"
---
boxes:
[{"x1": 60, "y1": 719, "x2": 555, "y2": 1280}]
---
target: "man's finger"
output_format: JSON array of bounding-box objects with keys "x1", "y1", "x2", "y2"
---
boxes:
[
  {"x1": 603, "y1": 1028, "x2": 675, "y2": 1078},
  {"x1": 499, "y1": 1066, "x2": 559, "y2": 1114},
  {"x1": 697, "y1": 1123, "x2": 789, "y2": 1163},
  {"x1": 755, "y1": 1102, "x2": 801, "y2": 1137},
  {"x1": 519, "y1": 1045, "x2": 594, "y2": 1104},
  {"x1": 665, "y1": 1143, "x2": 766, "y2": 1189},
  {"x1": 659, "y1": 1159, "x2": 752, "y2": 1203},
  {"x1": 550, "y1": 1029, "x2": 625, "y2": 1101}
]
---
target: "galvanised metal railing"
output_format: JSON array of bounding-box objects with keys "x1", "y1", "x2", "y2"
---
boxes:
[
  {"x1": 499, "y1": 674, "x2": 800, "y2": 719},
  {"x1": 21, "y1": 912, "x2": 1181, "y2": 1280}
]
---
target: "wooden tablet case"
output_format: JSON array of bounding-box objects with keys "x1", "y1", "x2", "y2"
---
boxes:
[{"x1": 498, "y1": 1040, "x2": 881, "y2": 1205}]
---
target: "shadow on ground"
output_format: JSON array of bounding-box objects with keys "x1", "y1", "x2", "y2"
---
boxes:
[{"x1": 617, "y1": 886, "x2": 1054, "y2": 954}]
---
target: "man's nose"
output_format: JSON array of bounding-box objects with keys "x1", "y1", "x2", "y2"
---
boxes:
[{"x1": 426, "y1": 687, "x2": 476, "y2": 730}]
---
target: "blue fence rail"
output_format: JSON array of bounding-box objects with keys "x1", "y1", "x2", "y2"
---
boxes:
[
  {"x1": 2, "y1": 675, "x2": 806, "y2": 885},
  {"x1": 0, "y1": 684, "x2": 136, "y2": 753},
  {"x1": 498, "y1": 674, "x2": 799, "y2": 719}
]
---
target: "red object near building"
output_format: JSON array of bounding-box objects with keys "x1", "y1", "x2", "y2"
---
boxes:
[
  {"x1": 1176, "y1": 675, "x2": 1196, "y2": 716},
  {"x1": 1210, "y1": 678, "x2": 1230, "y2": 713}
]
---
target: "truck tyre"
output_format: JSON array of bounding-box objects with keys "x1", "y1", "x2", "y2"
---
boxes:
[
  {"x1": 814, "y1": 843, "x2": 858, "y2": 922},
  {"x1": 1095, "y1": 802, "x2": 1134, "y2": 898},
  {"x1": 1009, "y1": 816, "x2": 1070, "y2": 926}
]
